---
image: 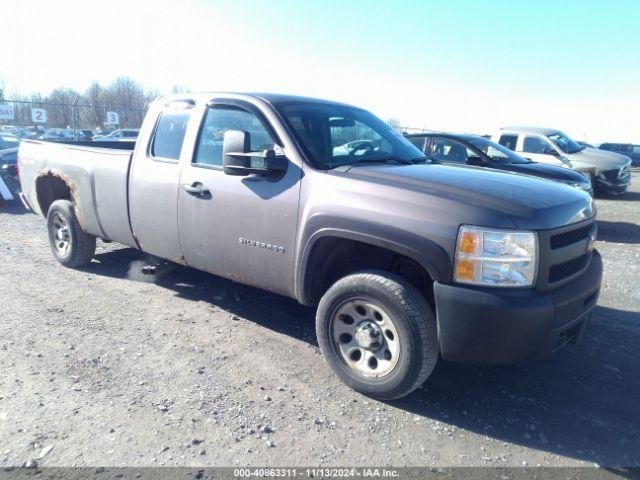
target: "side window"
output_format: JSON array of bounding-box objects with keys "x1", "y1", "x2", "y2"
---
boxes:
[
  {"x1": 523, "y1": 135, "x2": 552, "y2": 154},
  {"x1": 632, "y1": 146, "x2": 640, "y2": 154},
  {"x1": 498, "y1": 134, "x2": 518, "y2": 150},
  {"x1": 193, "y1": 106, "x2": 275, "y2": 167},
  {"x1": 151, "y1": 108, "x2": 191, "y2": 161},
  {"x1": 407, "y1": 137, "x2": 426, "y2": 151},
  {"x1": 429, "y1": 138, "x2": 469, "y2": 163}
]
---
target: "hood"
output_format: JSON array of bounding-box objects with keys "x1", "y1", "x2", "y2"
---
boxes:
[
  {"x1": 345, "y1": 163, "x2": 594, "y2": 230},
  {"x1": 569, "y1": 147, "x2": 630, "y2": 169},
  {"x1": 498, "y1": 161, "x2": 587, "y2": 184}
]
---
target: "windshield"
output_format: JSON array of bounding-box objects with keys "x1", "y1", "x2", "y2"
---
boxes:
[
  {"x1": 276, "y1": 102, "x2": 426, "y2": 169},
  {"x1": 548, "y1": 131, "x2": 584, "y2": 154},
  {"x1": 466, "y1": 136, "x2": 531, "y2": 164}
]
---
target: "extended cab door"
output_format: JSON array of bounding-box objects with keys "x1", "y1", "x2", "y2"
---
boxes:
[
  {"x1": 517, "y1": 134, "x2": 565, "y2": 167},
  {"x1": 129, "y1": 101, "x2": 194, "y2": 262},
  {"x1": 177, "y1": 100, "x2": 302, "y2": 297}
]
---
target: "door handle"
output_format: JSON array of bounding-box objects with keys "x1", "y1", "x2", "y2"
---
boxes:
[{"x1": 183, "y1": 182, "x2": 210, "y2": 196}]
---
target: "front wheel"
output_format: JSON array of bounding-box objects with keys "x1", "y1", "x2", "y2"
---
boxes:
[
  {"x1": 316, "y1": 270, "x2": 439, "y2": 400},
  {"x1": 46, "y1": 199, "x2": 96, "y2": 267}
]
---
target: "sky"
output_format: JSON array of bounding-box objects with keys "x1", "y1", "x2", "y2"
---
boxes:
[{"x1": 3, "y1": 0, "x2": 640, "y2": 143}]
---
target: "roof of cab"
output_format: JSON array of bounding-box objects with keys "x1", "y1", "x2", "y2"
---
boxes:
[
  {"x1": 158, "y1": 92, "x2": 355, "y2": 108},
  {"x1": 500, "y1": 126, "x2": 560, "y2": 135}
]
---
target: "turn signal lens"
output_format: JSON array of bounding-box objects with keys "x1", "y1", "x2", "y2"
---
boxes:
[
  {"x1": 458, "y1": 231, "x2": 480, "y2": 255},
  {"x1": 455, "y1": 259, "x2": 476, "y2": 281}
]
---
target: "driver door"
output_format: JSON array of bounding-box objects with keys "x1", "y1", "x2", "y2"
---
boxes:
[
  {"x1": 519, "y1": 135, "x2": 564, "y2": 166},
  {"x1": 177, "y1": 101, "x2": 302, "y2": 297}
]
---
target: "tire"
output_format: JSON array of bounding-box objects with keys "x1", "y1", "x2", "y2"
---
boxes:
[
  {"x1": 46, "y1": 199, "x2": 96, "y2": 267},
  {"x1": 316, "y1": 270, "x2": 438, "y2": 400}
]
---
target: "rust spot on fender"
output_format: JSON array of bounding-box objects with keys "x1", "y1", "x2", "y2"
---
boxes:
[{"x1": 35, "y1": 170, "x2": 84, "y2": 229}]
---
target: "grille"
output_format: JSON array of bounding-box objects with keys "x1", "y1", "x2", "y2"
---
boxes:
[
  {"x1": 549, "y1": 254, "x2": 589, "y2": 283},
  {"x1": 601, "y1": 169, "x2": 620, "y2": 180},
  {"x1": 550, "y1": 225, "x2": 592, "y2": 249},
  {"x1": 620, "y1": 164, "x2": 630, "y2": 177}
]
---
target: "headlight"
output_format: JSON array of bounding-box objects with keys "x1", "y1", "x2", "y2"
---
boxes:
[
  {"x1": 570, "y1": 181, "x2": 591, "y2": 192},
  {"x1": 454, "y1": 226, "x2": 538, "y2": 287}
]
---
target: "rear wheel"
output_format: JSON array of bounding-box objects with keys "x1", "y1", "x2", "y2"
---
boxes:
[
  {"x1": 46, "y1": 200, "x2": 96, "y2": 267},
  {"x1": 316, "y1": 270, "x2": 438, "y2": 400}
]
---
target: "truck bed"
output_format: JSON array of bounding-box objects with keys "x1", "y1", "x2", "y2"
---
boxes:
[{"x1": 18, "y1": 139, "x2": 137, "y2": 248}]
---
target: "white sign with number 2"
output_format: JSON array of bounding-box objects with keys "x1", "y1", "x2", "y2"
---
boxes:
[{"x1": 31, "y1": 108, "x2": 47, "y2": 123}]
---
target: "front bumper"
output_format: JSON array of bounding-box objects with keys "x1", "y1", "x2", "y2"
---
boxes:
[
  {"x1": 595, "y1": 171, "x2": 631, "y2": 194},
  {"x1": 434, "y1": 250, "x2": 602, "y2": 364}
]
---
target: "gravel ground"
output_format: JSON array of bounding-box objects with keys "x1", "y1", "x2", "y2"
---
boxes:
[{"x1": 0, "y1": 172, "x2": 638, "y2": 468}]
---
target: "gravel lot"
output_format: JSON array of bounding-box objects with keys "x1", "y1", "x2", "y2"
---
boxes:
[{"x1": 1, "y1": 172, "x2": 639, "y2": 468}]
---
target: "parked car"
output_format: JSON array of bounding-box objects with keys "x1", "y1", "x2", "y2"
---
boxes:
[
  {"x1": 21, "y1": 127, "x2": 46, "y2": 140},
  {"x1": 0, "y1": 147, "x2": 19, "y2": 202},
  {"x1": 406, "y1": 132, "x2": 592, "y2": 194},
  {"x1": 598, "y1": 143, "x2": 640, "y2": 166},
  {"x1": 0, "y1": 147, "x2": 18, "y2": 174},
  {"x1": 0, "y1": 134, "x2": 20, "y2": 149},
  {"x1": 18, "y1": 93, "x2": 601, "y2": 400},
  {"x1": 492, "y1": 127, "x2": 631, "y2": 195},
  {"x1": 42, "y1": 129, "x2": 75, "y2": 142},
  {"x1": 93, "y1": 128, "x2": 139, "y2": 141},
  {"x1": 0, "y1": 125, "x2": 25, "y2": 138},
  {"x1": 78, "y1": 129, "x2": 95, "y2": 141}
]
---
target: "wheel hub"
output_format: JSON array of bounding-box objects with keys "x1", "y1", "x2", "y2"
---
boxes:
[
  {"x1": 57, "y1": 226, "x2": 69, "y2": 241},
  {"x1": 354, "y1": 321, "x2": 383, "y2": 351},
  {"x1": 50, "y1": 212, "x2": 71, "y2": 257},
  {"x1": 330, "y1": 298, "x2": 400, "y2": 378}
]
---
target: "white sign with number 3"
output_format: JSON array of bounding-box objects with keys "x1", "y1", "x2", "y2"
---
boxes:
[
  {"x1": 31, "y1": 108, "x2": 47, "y2": 123},
  {"x1": 106, "y1": 111, "x2": 119, "y2": 125}
]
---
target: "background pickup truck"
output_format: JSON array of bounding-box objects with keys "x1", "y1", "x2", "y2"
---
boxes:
[
  {"x1": 492, "y1": 126, "x2": 632, "y2": 195},
  {"x1": 19, "y1": 93, "x2": 603, "y2": 400}
]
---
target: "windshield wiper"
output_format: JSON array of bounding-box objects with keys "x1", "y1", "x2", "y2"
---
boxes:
[
  {"x1": 411, "y1": 156, "x2": 430, "y2": 164},
  {"x1": 330, "y1": 156, "x2": 414, "y2": 168}
]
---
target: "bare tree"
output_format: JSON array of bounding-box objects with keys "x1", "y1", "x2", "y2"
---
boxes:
[{"x1": 387, "y1": 118, "x2": 402, "y2": 131}]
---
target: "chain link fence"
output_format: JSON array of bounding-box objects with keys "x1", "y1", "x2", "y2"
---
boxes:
[{"x1": 0, "y1": 99, "x2": 148, "y2": 133}]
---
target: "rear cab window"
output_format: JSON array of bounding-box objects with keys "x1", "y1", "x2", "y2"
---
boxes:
[
  {"x1": 150, "y1": 105, "x2": 192, "y2": 162},
  {"x1": 407, "y1": 136, "x2": 426, "y2": 150},
  {"x1": 498, "y1": 134, "x2": 518, "y2": 151}
]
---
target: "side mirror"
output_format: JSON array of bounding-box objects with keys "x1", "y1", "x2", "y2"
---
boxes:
[
  {"x1": 467, "y1": 156, "x2": 485, "y2": 166},
  {"x1": 222, "y1": 130, "x2": 287, "y2": 176},
  {"x1": 543, "y1": 147, "x2": 558, "y2": 156}
]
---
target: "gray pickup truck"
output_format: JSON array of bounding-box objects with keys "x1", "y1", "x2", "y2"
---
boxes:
[{"x1": 18, "y1": 93, "x2": 602, "y2": 400}]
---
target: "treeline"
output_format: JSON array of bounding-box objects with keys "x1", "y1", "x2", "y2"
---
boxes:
[{"x1": 0, "y1": 77, "x2": 161, "y2": 129}]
